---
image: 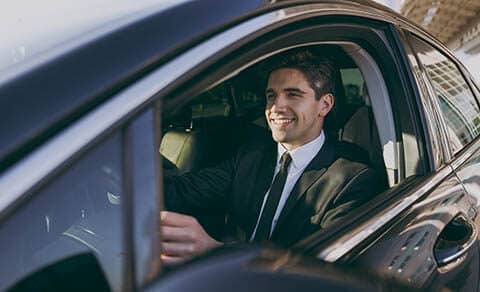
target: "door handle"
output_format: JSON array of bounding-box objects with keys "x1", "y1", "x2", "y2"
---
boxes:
[{"x1": 434, "y1": 214, "x2": 477, "y2": 266}]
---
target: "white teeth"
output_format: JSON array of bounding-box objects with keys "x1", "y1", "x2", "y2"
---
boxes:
[{"x1": 272, "y1": 119, "x2": 293, "y2": 125}]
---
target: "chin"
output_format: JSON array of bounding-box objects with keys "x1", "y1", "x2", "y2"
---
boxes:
[{"x1": 271, "y1": 132, "x2": 289, "y2": 143}]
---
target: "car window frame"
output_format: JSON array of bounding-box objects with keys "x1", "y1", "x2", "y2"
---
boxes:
[
  {"x1": 406, "y1": 32, "x2": 480, "y2": 160},
  {"x1": 397, "y1": 29, "x2": 447, "y2": 169},
  {"x1": 156, "y1": 17, "x2": 432, "y2": 271}
]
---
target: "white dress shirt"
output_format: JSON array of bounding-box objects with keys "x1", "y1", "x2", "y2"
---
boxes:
[{"x1": 250, "y1": 131, "x2": 326, "y2": 240}]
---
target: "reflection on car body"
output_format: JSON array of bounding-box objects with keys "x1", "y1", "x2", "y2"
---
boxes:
[{"x1": 1, "y1": 0, "x2": 480, "y2": 291}]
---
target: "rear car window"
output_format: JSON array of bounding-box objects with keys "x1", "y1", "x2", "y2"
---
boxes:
[
  {"x1": 410, "y1": 35, "x2": 480, "y2": 152},
  {"x1": 191, "y1": 84, "x2": 231, "y2": 119}
]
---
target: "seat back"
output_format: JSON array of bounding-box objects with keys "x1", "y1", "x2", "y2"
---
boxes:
[
  {"x1": 160, "y1": 108, "x2": 230, "y2": 239},
  {"x1": 160, "y1": 129, "x2": 205, "y2": 174},
  {"x1": 340, "y1": 105, "x2": 388, "y2": 187}
]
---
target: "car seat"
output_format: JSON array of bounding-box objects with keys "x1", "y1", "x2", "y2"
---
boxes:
[
  {"x1": 160, "y1": 107, "x2": 231, "y2": 239},
  {"x1": 340, "y1": 100, "x2": 388, "y2": 188}
]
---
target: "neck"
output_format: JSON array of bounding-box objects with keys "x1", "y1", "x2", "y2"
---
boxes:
[
  {"x1": 280, "y1": 131, "x2": 324, "y2": 151},
  {"x1": 280, "y1": 143, "x2": 298, "y2": 151}
]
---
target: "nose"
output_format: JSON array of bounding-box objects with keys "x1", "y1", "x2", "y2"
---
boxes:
[{"x1": 269, "y1": 95, "x2": 287, "y2": 112}]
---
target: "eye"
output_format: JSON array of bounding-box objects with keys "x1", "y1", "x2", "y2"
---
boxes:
[{"x1": 266, "y1": 94, "x2": 275, "y2": 100}]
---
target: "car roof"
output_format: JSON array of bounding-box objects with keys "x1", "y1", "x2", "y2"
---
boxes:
[
  {"x1": 0, "y1": 0, "x2": 266, "y2": 171},
  {"x1": 0, "y1": 1, "x2": 187, "y2": 74},
  {"x1": 0, "y1": 0, "x2": 427, "y2": 172}
]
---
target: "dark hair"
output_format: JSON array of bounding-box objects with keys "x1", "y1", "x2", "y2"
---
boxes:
[{"x1": 265, "y1": 48, "x2": 336, "y2": 100}]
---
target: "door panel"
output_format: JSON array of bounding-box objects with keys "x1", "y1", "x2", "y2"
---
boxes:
[
  {"x1": 352, "y1": 172, "x2": 479, "y2": 291},
  {"x1": 0, "y1": 133, "x2": 125, "y2": 292},
  {"x1": 454, "y1": 142, "x2": 480, "y2": 292}
]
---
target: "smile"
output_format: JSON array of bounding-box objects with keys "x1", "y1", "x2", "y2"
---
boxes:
[{"x1": 270, "y1": 118, "x2": 295, "y2": 126}]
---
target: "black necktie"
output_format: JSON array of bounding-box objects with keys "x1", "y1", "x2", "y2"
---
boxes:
[{"x1": 254, "y1": 152, "x2": 292, "y2": 242}]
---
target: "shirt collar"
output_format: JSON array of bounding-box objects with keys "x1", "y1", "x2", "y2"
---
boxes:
[{"x1": 277, "y1": 131, "x2": 325, "y2": 170}]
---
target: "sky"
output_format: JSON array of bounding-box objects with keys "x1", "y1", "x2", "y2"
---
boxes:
[{"x1": 372, "y1": 0, "x2": 404, "y2": 11}]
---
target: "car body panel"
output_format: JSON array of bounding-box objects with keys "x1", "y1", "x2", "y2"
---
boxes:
[
  {"x1": 147, "y1": 246, "x2": 413, "y2": 292},
  {"x1": 352, "y1": 171, "x2": 479, "y2": 290}
]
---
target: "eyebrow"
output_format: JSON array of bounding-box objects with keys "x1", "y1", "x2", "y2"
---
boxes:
[
  {"x1": 265, "y1": 87, "x2": 307, "y2": 95},
  {"x1": 284, "y1": 88, "x2": 306, "y2": 94}
]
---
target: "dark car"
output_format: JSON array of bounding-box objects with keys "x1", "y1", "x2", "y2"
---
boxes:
[{"x1": 1, "y1": 0, "x2": 480, "y2": 291}]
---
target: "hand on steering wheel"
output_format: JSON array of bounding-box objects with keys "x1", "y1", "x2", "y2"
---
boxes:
[{"x1": 160, "y1": 211, "x2": 223, "y2": 265}]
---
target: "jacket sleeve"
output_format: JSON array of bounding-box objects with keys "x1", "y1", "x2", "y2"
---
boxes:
[{"x1": 163, "y1": 157, "x2": 236, "y2": 215}]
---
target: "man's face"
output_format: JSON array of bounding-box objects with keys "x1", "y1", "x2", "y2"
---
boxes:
[{"x1": 265, "y1": 68, "x2": 333, "y2": 150}]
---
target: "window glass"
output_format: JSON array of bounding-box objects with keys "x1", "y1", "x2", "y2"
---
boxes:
[
  {"x1": 236, "y1": 89, "x2": 263, "y2": 113},
  {"x1": 402, "y1": 36, "x2": 443, "y2": 167},
  {"x1": 191, "y1": 84, "x2": 231, "y2": 119},
  {"x1": 340, "y1": 68, "x2": 367, "y2": 119},
  {"x1": 410, "y1": 36, "x2": 480, "y2": 152},
  {"x1": 231, "y1": 67, "x2": 267, "y2": 127},
  {"x1": 0, "y1": 133, "x2": 125, "y2": 291},
  {"x1": 470, "y1": 77, "x2": 480, "y2": 104}
]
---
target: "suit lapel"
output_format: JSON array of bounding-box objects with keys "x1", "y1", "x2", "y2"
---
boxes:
[
  {"x1": 272, "y1": 137, "x2": 336, "y2": 237},
  {"x1": 246, "y1": 141, "x2": 277, "y2": 237}
]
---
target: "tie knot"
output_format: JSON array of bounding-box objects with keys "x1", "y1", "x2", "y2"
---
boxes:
[{"x1": 280, "y1": 152, "x2": 292, "y2": 171}]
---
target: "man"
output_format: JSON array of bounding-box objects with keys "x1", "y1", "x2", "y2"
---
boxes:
[{"x1": 161, "y1": 49, "x2": 379, "y2": 265}]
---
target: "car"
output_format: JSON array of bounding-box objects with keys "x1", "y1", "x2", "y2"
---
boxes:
[{"x1": 1, "y1": 0, "x2": 480, "y2": 291}]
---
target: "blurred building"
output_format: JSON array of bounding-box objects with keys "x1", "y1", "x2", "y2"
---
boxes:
[{"x1": 375, "y1": 0, "x2": 480, "y2": 82}]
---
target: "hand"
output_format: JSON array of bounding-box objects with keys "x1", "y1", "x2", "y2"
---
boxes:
[{"x1": 160, "y1": 211, "x2": 223, "y2": 265}]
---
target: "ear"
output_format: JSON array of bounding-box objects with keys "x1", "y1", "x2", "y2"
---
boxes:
[{"x1": 318, "y1": 93, "x2": 334, "y2": 117}]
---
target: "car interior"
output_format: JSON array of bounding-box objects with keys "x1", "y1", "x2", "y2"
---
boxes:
[{"x1": 159, "y1": 43, "x2": 407, "y2": 240}]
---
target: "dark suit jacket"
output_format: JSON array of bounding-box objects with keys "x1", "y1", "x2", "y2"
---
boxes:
[{"x1": 164, "y1": 131, "x2": 380, "y2": 247}]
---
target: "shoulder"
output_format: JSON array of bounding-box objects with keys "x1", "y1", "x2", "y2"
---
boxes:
[{"x1": 327, "y1": 157, "x2": 374, "y2": 188}]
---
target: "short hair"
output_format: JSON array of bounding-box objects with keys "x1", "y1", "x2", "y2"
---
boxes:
[{"x1": 265, "y1": 48, "x2": 336, "y2": 100}]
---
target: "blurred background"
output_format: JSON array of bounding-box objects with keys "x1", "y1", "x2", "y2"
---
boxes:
[{"x1": 375, "y1": 0, "x2": 480, "y2": 81}]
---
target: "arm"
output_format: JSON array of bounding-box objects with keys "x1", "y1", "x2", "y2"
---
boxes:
[
  {"x1": 161, "y1": 158, "x2": 236, "y2": 265},
  {"x1": 163, "y1": 157, "x2": 235, "y2": 214}
]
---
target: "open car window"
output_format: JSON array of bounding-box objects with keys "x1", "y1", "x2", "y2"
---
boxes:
[{"x1": 159, "y1": 41, "x2": 409, "y2": 247}]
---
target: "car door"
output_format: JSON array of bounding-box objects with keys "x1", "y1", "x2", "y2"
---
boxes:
[
  {"x1": 0, "y1": 104, "x2": 163, "y2": 291},
  {"x1": 0, "y1": 1, "x2": 275, "y2": 289},
  {"x1": 301, "y1": 27, "x2": 480, "y2": 291},
  {"x1": 404, "y1": 31, "x2": 480, "y2": 291}
]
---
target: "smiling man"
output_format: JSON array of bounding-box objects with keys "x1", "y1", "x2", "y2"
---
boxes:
[
  {"x1": 161, "y1": 48, "x2": 379, "y2": 265},
  {"x1": 265, "y1": 67, "x2": 334, "y2": 150}
]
